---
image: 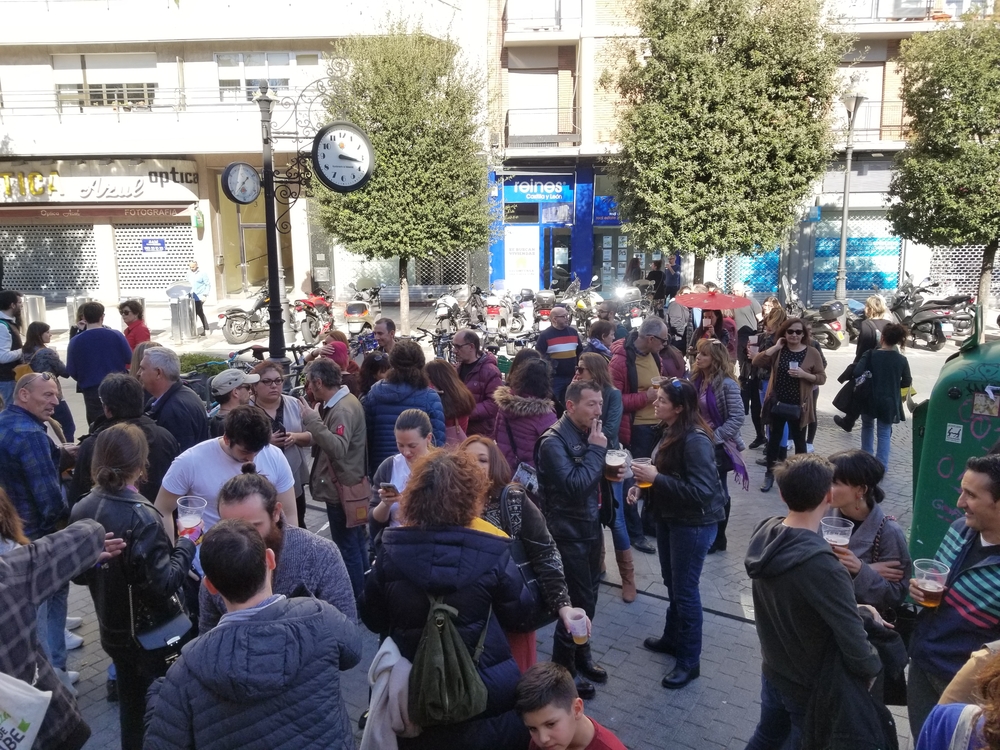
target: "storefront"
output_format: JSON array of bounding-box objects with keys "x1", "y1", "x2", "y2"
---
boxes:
[{"x1": 0, "y1": 158, "x2": 212, "y2": 302}]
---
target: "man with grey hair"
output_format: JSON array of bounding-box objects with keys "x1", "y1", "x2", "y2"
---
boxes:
[{"x1": 139, "y1": 347, "x2": 208, "y2": 451}]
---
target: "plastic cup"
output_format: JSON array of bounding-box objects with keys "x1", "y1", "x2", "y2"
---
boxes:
[
  {"x1": 650, "y1": 376, "x2": 666, "y2": 387},
  {"x1": 567, "y1": 610, "x2": 589, "y2": 645},
  {"x1": 820, "y1": 517, "x2": 853, "y2": 548},
  {"x1": 633, "y1": 457, "x2": 652, "y2": 488},
  {"x1": 605, "y1": 450, "x2": 627, "y2": 482},
  {"x1": 177, "y1": 496, "x2": 207, "y2": 534},
  {"x1": 788, "y1": 361, "x2": 800, "y2": 371},
  {"x1": 913, "y1": 559, "x2": 950, "y2": 608}
]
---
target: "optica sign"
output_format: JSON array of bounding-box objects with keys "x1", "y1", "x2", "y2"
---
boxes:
[{"x1": 503, "y1": 175, "x2": 574, "y2": 203}]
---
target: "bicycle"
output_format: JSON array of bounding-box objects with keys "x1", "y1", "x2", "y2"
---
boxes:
[{"x1": 415, "y1": 327, "x2": 456, "y2": 363}]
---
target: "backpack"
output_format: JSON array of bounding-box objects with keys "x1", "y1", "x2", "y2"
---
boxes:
[{"x1": 408, "y1": 594, "x2": 491, "y2": 727}]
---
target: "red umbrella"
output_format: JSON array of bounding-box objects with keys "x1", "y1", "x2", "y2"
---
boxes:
[{"x1": 673, "y1": 290, "x2": 752, "y2": 309}]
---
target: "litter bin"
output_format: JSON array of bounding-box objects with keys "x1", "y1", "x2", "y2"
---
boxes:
[
  {"x1": 911, "y1": 308, "x2": 1000, "y2": 560},
  {"x1": 66, "y1": 295, "x2": 97, "y2": 336},
  {"x1": 21, "y1": 295, "x2": 46, "y2": 329},
  {"x1": 169, "y1": 294, "x2": 197, "y2": 344}
]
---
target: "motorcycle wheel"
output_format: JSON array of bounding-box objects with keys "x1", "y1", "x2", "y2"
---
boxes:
[
  {"x1": 927, "y1": 324, "x2": 947, "y2": 352},
  {"x1": 509, "y1": 315, "x2": 525, "y2": 334},
  {"x1": 223, "y1": 317, "x2": 252, "y2": 345},
  {"x1": 820, "y1": 331, "x2": 841, "y2": 351},
  {"x1": 301, "y1": 314, "x2": 321, "y2": 345}
]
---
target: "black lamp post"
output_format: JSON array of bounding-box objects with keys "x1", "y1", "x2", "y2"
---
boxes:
[
  {"x1": 256, "y1": 83, "x2": 286, "y2": 360},
  {"x1": 835, "y1": 92, "x2": 866, "y2": 305}
]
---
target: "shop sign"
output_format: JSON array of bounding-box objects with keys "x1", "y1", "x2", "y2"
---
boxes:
[
  {"x1": 0, "y1": 159, "x2": 199, "y2": 204},
  {"x1": 503, "y1": 175, "x2": 574, "y2": 204},
  {"x1": 504, "y1": 225, "x2": 540, "y2": 291},
  {"x1": 594, "y1": 195, "x2": 619, "y2": 225},
  {"x1": 141, "y1": 238, "x2": 167, "y2": 253}
]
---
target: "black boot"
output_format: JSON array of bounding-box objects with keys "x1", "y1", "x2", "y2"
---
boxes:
[
  {"x1": 575, "y1": 643, "x2": 608, "y2": 684},
  {"x1": 553, "y1": 638, "x2": 595, "y2": 699},
  {"x1": 748, "y1": 435, "x2": 767, "y2": 450},
  {"x1": 708, "y1": 504, "x2": 729, "y2": 554},
  {"x1": 778, "y1": 446, "x2": 788, "y2": 462},
  {"x1": 834, "y1": 415, "x2": 854, "y2": 433},
  {"x1": 760, "y1": 472, "x2": 774, "y2": 493},
  {"x1": 643, "y1": 628, "x2": 676, "y2": 656}
]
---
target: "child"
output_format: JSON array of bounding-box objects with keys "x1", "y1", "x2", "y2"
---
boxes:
[{"x1": 516, "y1": 662, "x2": 627, "y2": 750}]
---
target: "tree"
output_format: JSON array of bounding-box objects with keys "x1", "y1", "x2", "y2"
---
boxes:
[
  {"x1": 313, "y1": 24, "x2": 490, "y2": 334},
  {"x1": 887, "y1": 16, "x2": 1000, "y2": 332},
  {"x1": 605, "y1": 0, "x2": 848, "y2": 265}
]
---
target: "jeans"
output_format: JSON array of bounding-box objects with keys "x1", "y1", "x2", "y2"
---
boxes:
[
  {"x1": 766, "y1": 412, "x2": 806, "y2": 470},
  {"x1": 0, "y1": 379, "x2": 13, "y2": 409},
  {"x1": 628, "y1": 424, "x2": 660, "y2": 541},
  {"x1": 609, "y1": 480, "x2": 630, "y2": 552},
  {"x1": 861, "y1": 415, "x2": 893, "y2": 468},
  {"x1": 907, "y1": 660, "x2": 950, "y2": 740},
  {"x1": 36, "y1": 582, "x2": 69, "y2": 670},
  {"x1": 552, "y1": 376, "x2": 572, "y2": 414},
  {"x1": 53, "y1": 399, "x2": 76, "y2": 442},
  {"x1": 194, "y1": 299, "x2": 209, "y2": 334},
  {"x1": 81, "y1": 386, "x2": 103, "y2": 429},
  {"x1": 745, "y1": 673, "x2": 806, "y2": 750},
  {"x1": 326, "y1": 502, "x2": 368, "y2": 601},
  {"x1": 654, "y1": 520, "x2": 715, "y2": 669},
  {"x1": 760, "y1": 381, "x2": 788, "y2": 447},
  {"x1": 106, "y1": 645, "x2": 179, "y2": 750}
]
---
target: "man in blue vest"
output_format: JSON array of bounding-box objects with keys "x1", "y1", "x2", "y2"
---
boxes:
[{"x1": 0, "y1": 290, "x2": 24, "y2": 408}]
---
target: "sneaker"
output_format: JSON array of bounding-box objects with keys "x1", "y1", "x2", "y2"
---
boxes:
[
  {"x1": 65, "y1": 617, "x2": 83, "y2": 631},
  {"x1": 65, "y1": 630, "x2": 84, "y2": 650},
  {"x1": 806, "y1": 443, "x2": 815, "y2": 453},
  {"x1": 54, "y1": 669, "x2": 79, "y2": 696}
]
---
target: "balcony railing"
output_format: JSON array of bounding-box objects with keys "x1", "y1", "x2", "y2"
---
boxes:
[
  {"x1": 839, "y1": 100, "x2": 907, "y2": 143},
  {"x1": 505, "y1": 108, "x2": 581, "y2": 148},
  {"x1": 838, "y1": 0, "x2": 988, "y2": 22},
  {"x1": 503, "y1": 0, "x2": 581, "y2": 32}
]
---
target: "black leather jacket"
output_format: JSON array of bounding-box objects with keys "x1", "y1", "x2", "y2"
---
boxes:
[
  {"x1": 649, "y1": 428, "x2": 726, "y2": 526},
  {"x1": 70, "y1": 487, "x2": 195, "y2": 650},
  {"x1": 145, "y1": 381, "x2": 209, "y2": 452},
  {"x1": 534, "y1": 415, "x2": 607, "y2": 542}
]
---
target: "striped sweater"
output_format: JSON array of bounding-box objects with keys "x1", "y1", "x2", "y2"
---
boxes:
[
  {"x1": 910, "y1": 519, "x2": 1000, "y2": 681},
  {"x1": 535, "y1": 325, "x2": 582, "y2": 380}
]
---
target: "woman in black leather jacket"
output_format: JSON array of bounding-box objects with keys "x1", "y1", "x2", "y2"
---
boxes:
[
  {"x1": 629, "y1": 378, "x2": 725, "y2": 691},
  {"x1": 71, "y1": 423, "x2": 196, "y2": 750}
]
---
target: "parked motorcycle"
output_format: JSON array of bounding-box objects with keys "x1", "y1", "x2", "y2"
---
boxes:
[
  {"x1": 613, "y1": 284, "x2": 646, "y2": 330},
  {"x1": 485, "y1": 286, "x2": 514, "y2": 339},
  {"x1": 344, "y1": 282, "x2": 383, "y2": 336},
  {"x1": 566, "y1": 275, "x2": 604, "y2": 331},
  {"x1": 889, "y1": 274, "x2": 971, "y2": 351},
  {"x1": 783, "y1": 285, "x2": 845, "y2": 350},
  {"x1": 463, "y1": 285, "x2": 486, "y2": 328},
  {"x1": 292, "y1": 287, "x2": 333, "y2": 345},
  {"x1": 515, "y1": 289, "x2": 534, "y2": 334},
  {"x1": 535, "y1": 289, "x2": 557, "y2": 331},
  {"x1": 219, "y1": 285, "x2": 271, "y2": 345},
  {"x1": 432, "y1": 286, "x2": 464, "y2": 333}
]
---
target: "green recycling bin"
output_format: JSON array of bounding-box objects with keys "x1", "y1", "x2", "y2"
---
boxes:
[{"x1": 911, "y1": 311, "x2": 1000, "y2": 560}]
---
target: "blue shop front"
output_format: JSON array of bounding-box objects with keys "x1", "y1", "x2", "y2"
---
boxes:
[{"x1": 489, "y1": 167, "x2": 679, "y2": 291}]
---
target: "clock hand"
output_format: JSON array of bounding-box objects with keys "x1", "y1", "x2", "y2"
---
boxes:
[{"x1": 338, "y1": 154, "x2": 363, "y2": 163}]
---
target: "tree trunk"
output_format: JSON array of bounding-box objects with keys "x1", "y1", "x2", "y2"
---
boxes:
[
  {"x1": 978, "y1": 238, "x2": 997, "y2": 344},
  {"x1": 399, "y1": 256, "x2": 410, "y2": 337},
  {"x1": 693, "y1": 256, "x2": 705, "y2": 284}
]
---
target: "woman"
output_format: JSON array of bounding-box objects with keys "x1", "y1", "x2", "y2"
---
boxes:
[
  {"x1": 749, "y1": 304, "x2": 788, "y2": 454},
  {"x1": 360, "y1": 450, "x2": 531, "y2": 750},
  {"x1": 493, "y1": 357, "x2": 556, "y2": 473},
  {"x1": 370, "y1": 409, "x2": 435, "y2": 536},
  {"x1": 130, "y1": 340, "x2": 162, "y2": 382},
  {"x1": 573, "y1": 353, "x2": 635, "y2": 601},
  {"x1": 425, "y1": 359, "x2": 476, "y2": 446},
  {"x1": 631, "y1": 378, "x2": 725, "y2": 689},
  {"x1": 358, "y1": 350, "x2": 390, "y2": 397},
  {"x1": 855, "y1": 323, "x2": 912, "y2": 469},
  {"x1": 69, "y1": 423, "x2": 196, "y2": 750},
  {"x1": 827, "y1": 450, "x2": 911, "y2": 613},
  {"x1": 249, "y1": 359, "x2": 312, "y2": 528},
  {"x1": 667, "y1": 285, "x2": 693, "y2": 350},
  {"x1": 917, "y1": 651, "x2": 1000, "y2": 750},
  {"x1": 460, "y1": 436, "x2": 578, "y2": 671},
  {"x1": 691, "y1": 338, "x2": 747, "y2": 553},
  {"x1": 835, "y1": 295, "x2": 892, "y2": 433},
  {"x1": 362, "y1": 340, "x2": 446, "y2": 475},
  {"x1": 506, "y1": 347, "x2": 542, "y2": 383},
  {"x1": 583, "y1": 319, "x2": 615, "y2": 359},
  {"x1": 118, "y1": 299, "x2": 150, "y2": 351},
  {"x1": 690, "y1": 309, "x2": 731, "y2": 353},
  {"x1": 753, "y1": 317, "x2": 826, "y2": 492},
  {"x1": 624, "y1": 257, "x2": 642, "y2": 285},
  {"x1": 22, "y1": 320, "x2": 75, "y2": 441}
]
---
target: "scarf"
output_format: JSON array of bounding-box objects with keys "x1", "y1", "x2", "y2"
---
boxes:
[
  {"x1": 587, "y1": 338, "x2": 612, "y2": 358},
  {"x1": 697, "y1": 375, "x2": 749, "y2": 491}
]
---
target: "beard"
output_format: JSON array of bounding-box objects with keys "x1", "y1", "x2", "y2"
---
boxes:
[{"x1": 264, "y1": 518, "x2": 285, "y2": 569}]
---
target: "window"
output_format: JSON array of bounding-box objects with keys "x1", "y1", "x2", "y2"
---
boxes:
[
  {"x1": 215, "y1": 52, "x2": 301, "y2": 102},
  {"x1": 52, "y1": 53, "x2": 158, "y2": 111},
  {"x1": 87, "y1": 82, "x2": 155, "y2": 108}
]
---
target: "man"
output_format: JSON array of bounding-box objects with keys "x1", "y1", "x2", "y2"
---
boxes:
[
  {"x1": 907, "y1": 454, "x2": 1000, "y2": 737},
  {"x1": 535, "y1": 306, "x2": 582, "y2": 408},
  {"x1": 744, "y1": 454, "x2": 882, "y2": 748},
  {"x1": 454, "y1": 328, "x2": 503, "y2": 436},
  {"x1": 535, "y1": 380, "x2": 619, "y2": 700},
  {"x1": 666, "y1": 284, "x2": 693, "y2": 351},
  {"x1": 199, "y1": 470, "x2": 356, "y2": 631},
  {"x1": 65, "y1": 301, "x2": 132, "y2": 428},
  {"x1": 68, "y1": 373, "x2": 180, "y2": 505},
  {"x1": 155, "y1": 405, "x2": 297, "y2": 547},
  {"x1": 145, "y1": 520, "x2": 363, "y2": 750},
  {"x1": 187, "y1": 260, "x2": 211, "y2": 336},
  {"x1": 207, "y1": 368, "x2": 258, "y2": 437},
  {"x1": 373, "y1": 317, "x2": 396, "y2": 354},
  {"x1": 0, "y1": 372, "x2": 76, "y2": 687},
  {"x1": 596, "y1": 300, "x2": 628, "y2": 341},
  {"x1": 610, "y1": 316, "x2": 670, "y2": 554},
  {"x1": 298, "y1": 358, "x2": 369, "y2": 599},
  {"x1": 140, "y1": 346, "x2": 209, "y2": 451},
  {"x1": 646, "y1": 260, "x2": 666, "y2": 314},
  {"x1": 0, "y1": 289, "x2": 23, "y2": 408}
]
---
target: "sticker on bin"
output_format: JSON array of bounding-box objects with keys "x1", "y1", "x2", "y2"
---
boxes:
[{"x1": 945, "y1": 423, "x2": 963, "y2": 444}]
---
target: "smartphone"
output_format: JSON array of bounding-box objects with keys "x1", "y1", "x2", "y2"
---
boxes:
[{"x1": 380, "y1": 483, "x2": 399, "y2": 493}]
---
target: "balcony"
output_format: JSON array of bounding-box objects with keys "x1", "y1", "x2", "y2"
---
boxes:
[
  {"x1": 836, "y1": 0, "x2": 988, "y2": 24},
  {"x1": 505, "y1": 108, "x2": 581, "y2": 149},
  {"x1": 503, "y1": 0, "x2": 582, "y2": 43},
  {"x1": 833, "y1": 100, "x2": 907, "y2": 144}
]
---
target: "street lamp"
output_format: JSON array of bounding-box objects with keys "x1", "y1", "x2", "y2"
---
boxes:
[
  {"x1": 835, "y1": 92, "x2": 866, "y2": 304},
  {"x1": 255, "y1": 83, "x2": 294, "y2": 360}
]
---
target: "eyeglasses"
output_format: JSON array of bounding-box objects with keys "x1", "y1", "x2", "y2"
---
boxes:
[
  {"x1": 649, "y1": 335, "x2": 667, "y2": 345},
  {"x1": 259, "y1": 378, "x2": 283, "y2": 386},
  {"x1": 786, "y1": 329, "x2": 804, "y2": 335}
]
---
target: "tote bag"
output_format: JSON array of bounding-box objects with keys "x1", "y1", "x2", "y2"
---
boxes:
[{"x1": 0, "y1": 667, "x2": 52, "y2": 750}]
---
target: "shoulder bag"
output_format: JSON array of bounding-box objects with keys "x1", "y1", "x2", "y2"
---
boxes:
[
  {"x1": 871, "y1": 513, "x2": 916, "y2": 707},
  {"x1": 128, "y1": 585, "x2": 193, "y2": 652},
  {"x1": 852, "y1": 350, "x2": 875, "y2": 413},
  {"x1": 13, "y1": 350, "x2": 37, "y2": 381},
  {"x1": 0, "y1": 666, "x2": 51, "y2": 750},
  {"x1": 327, "y1": 409, "x2": 373, "y2": 528},
  {"x1": 500, "y1": 485, "x2": 558, "y2": 633}
]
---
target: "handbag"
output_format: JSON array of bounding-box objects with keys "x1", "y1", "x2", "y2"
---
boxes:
[
  {"x1": 504, "y1": 418, "x2": 540, "y2": 502},
  {"x1": 499, "y1": 485, "x2": 557, "y2": 633},
  {"x1": 870, "y1": 513, "x2": 915, "y2": 706},
  {"x1": 714, "y1": 443, "x2": 733, "y2": 474},
  {"x1": 853, "y1": 351, "x2": 875, "y2": 412},
  {"x1": 334, "y1": 475, "x2": 373, "y2": 529},
  {"x1": 444, "y1": 422, "x2": 467, "y2": 448},
  {"x1": 769, "y1": 400, "x2": 802, "y2": 421},
  {"x1": 128, "y1": 586, "x2": 193, "y2": 651}
]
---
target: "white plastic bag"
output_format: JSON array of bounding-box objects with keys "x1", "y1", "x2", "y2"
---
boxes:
[{"x1": 0, "y1": 669, "x2": 52, "y2": 750}]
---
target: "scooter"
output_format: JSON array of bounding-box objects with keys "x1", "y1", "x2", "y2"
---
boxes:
[
  {"x1": 344, "y1": 282, "x2": 383, "y2": 337},
  {"x1": 535, "y1": 289, "x2": 557, "y2": 331},
  {"x1": 888, "y1": 274, "x2": 970, "y2": 351},
  {"x1": 432, "y1": 286, "x2": 464, "y2": 333},
  {"x1": 463, "y1": 285, "x2": 486, "y2": 327},
  {"x1": 485, "y1": 286, "x2": 514, "y2": 338},
  {"x1": 514, "y1": 289, "x2": 534, "y2": 334}
]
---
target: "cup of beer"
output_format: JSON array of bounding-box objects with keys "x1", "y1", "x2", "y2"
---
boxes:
[
  {"x1": 913, "y1": 559, "x2": 950, "y2": 607},
  {"x1": 651, "y1": 376, "x2": 666, "y2": 387},
  {"x1": 177, "y1": 496, "x2": 208, "y2": 540},
  {"x1": 605, "y1": 450, "x2": 627, "y2": 482},
  {"x1": 820, "y1": 517, "x2": 853, "y2": 548},
  {"x1": 567, "y1": 610, "x2": 589, "y2": 645},
  {"x1": 632, "y1": 457, "x2": 652, "y2": 488}
]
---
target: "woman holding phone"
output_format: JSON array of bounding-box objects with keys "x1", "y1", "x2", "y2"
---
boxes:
[{"x1": 369, "y1": 409, "x2": 435, "y2": 539}]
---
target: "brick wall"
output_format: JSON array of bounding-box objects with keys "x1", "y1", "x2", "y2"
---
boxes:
[
  {"x1": 558, "y1": 45, "x2": 577, "y2": 134},
  {"x1": 595, "y1": 0, "x2": 632, "y2": 25},
  {"x1": 592, "y1": 37, "x2": 626, "y2": 144},
  {"x1": 881, "y1": 40, "x2": 906, "y2": 140}
]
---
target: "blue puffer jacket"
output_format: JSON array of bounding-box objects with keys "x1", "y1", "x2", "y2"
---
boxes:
[
  {"x1": 360, "y1": 525, "x2": 531, "y2": 750},
  {"x1": 144, "y1": 597, "x2": 363, "y2": 750},
  {"x1": 362, "y1": 380, "x2": 446, "y2": 475}
]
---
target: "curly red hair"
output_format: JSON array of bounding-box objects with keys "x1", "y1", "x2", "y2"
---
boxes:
[{"x1": 400, "y1": 449, "x2": 489, "y2": 527}]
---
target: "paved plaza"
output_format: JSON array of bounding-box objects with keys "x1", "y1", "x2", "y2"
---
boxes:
[{"x1": 49, "y1": 324, "x2": 965, "y2": 749}]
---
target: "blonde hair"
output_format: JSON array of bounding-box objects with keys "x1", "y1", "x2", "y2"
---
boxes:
[
  {"x1": 864, "y1": 295, "x2": 887, "y2": 321},
  {"x1": 694, "y1": 338, "x2": 737, "y2": 391},
  {"x1": 764, "y1": 305, "x2": 787, "y2": 333}
]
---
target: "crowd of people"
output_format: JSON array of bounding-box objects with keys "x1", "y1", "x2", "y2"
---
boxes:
[{"x1": 0, "y1": 280, "x2": 996, "y2": 750}]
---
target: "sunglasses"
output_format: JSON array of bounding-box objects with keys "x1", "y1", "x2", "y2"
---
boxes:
[
  {"x1": 786, "y1": 329, "x2": 804, "y2": 335},
  {"x1": 22, "y1": 372, "x2": 53, "y2": 386}
]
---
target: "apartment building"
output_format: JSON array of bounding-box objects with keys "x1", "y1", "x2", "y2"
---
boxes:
[
  {"x1": 0, "y1": 0, "x2": 487, "y2": 306},
  {"x1": 487, "y1": 0, "x2": 989, "y2": 302}
]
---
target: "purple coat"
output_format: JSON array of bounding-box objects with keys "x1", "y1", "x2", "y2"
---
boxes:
[
  {"x1": 459, "y1": 352, "x2": 504, "y2": 437},
  {"x1": 492, "y1": 386, "x2": 557, "y2": 470}
]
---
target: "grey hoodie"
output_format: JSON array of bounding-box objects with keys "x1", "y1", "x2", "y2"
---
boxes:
[{"x1": 745, "y1": 517, "x2": 881, "y2": 704}]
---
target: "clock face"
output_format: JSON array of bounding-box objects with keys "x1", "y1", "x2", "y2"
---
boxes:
[
  {"x1": 312, "y1": 122, "x2": 375, "y2": 193},
  {"x1": 221, "y1": 162, "x2": 261, "y2": 205}
]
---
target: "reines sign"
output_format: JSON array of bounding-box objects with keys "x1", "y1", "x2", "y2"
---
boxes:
[
  {"x1": 0, "y1": 159, "x2": 200, "y2": 204},
  {"x1": 503, "y1": 175, "x2": 574, "y2": 204}
]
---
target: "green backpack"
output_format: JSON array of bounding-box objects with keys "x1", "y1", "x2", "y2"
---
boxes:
[{"x1": 408, "y1": 594, "x2": 491, "y2": 727}]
